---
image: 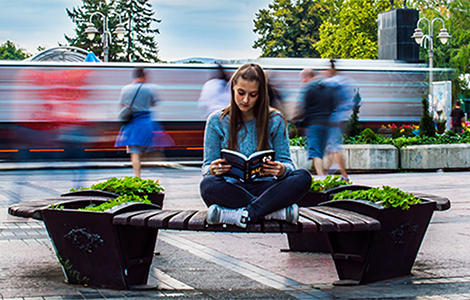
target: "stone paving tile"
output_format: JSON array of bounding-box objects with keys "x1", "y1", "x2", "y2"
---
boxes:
[
  {"x1": 60, "y1": 295, "x2": 86, "y2": 300},
  {"x1": 1, "y1": 230, "x2": 15, "y2": 236},
  {"x1": 17, "y1": 223, "x2": 33, "y2": 229},
  {"x1": 95, "y1": 291, "x2": 126, "y2": 299},
  {"x1": 22, "y1": 239, "x2": 45, "y2": 246},
  {"x1": 86, "y1": 291, "x2": 115, "y2": 299}
]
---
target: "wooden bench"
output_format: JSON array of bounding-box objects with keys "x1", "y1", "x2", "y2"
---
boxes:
[
  {"x1": 8, "y1": 192, "x2": 450, "y2": 286},
  {"x1": 112, "y1": 206, "x2": 381, "y2": 234}
]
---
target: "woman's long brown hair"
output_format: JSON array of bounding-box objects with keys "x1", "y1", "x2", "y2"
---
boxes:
[{"x1": 221, "y1": 63, "x2": 270, "y2": 151}]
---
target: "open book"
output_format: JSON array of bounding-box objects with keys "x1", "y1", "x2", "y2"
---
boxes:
[{"x1": 221, "y1": 149, "x2": 276, "y2": 182}]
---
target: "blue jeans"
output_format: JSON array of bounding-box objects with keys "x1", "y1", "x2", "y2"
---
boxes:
[
  {"x1": 326, "y1": 125, "x2": 344, "y2": 153},
  {"x1": 307, "y1": 124, "x2": 330, "y2": 159},
  {"x1": 200, "y1": 169, "x2": 311, "y2": 221}
]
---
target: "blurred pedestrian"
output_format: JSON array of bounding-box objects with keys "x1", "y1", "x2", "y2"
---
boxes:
[
  {"x1": 115, "y1": 67, "x2": 173, "y2": 177},
  {"x1": 198, "y1": 63, "x2": 231, "y2": 118},
  {"x1": 451, "y1": 100, "x2": 465, "y2": 134},
  {"x1": 323, "y1": 59, "x2": 354, "y2": 182},
  {"x1": 297, "y1": 68, "x2": 336, "y2": 178},
  {"x1": 267, "y1": 77, "x2": 284, "y2": 110},
  {"x1": 200, "y1": 63, "x2": 311, "y2": 228}
]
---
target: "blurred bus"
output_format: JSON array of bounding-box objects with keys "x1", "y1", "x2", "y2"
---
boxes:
[{"x1": 0, "y1": 58, "x2": 448, "y2": 161}]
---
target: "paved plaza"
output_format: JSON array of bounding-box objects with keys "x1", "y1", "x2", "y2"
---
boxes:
[{"x1": 0, "y1": 162, "x2": 469, "y2": 299}]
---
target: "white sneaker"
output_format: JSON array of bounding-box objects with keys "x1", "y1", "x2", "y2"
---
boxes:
[
  {"x1": 264, "y1": 204, "x2": 299, "y2": 224},
  {"x1": 206, "y1": 204, "x2": 249, "y2": 228}
]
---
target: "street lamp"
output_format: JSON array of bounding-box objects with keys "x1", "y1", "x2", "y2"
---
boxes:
[
  {"x1": 84, "y1": 12, "x2": 126, "y2": 62},
  {"x1": 411, "y1": 17, "x2": 451, "y2": 118}
]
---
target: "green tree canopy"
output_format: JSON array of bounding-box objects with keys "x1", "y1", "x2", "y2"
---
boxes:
[
  {"x1": 65, "y1": 0, "x2": 160, "y2": 62},
  {"x1": 314, "y1": 0, "x2": 391, "y2": 59},
  {"x1": 253, "y1": 0, "x2": 322, "y2": 58},
  {"x1": 406, "y1": 0, "x2": 470, "y2": 99},
  {"x1": 116, "y1": 0, "x2": 160, "y2": 62},
  {"x1": 0, "y1": 41, "x2": 31, "y2": 60}
]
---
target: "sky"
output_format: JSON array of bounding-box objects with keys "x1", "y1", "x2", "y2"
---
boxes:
[{"x1": 0, "y1": 0, "x2": 273, "y2": 61}]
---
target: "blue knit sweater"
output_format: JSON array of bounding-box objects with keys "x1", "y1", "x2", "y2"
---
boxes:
[{"x1": 201, "y1": 109, "x2": 295, "y2": 181}]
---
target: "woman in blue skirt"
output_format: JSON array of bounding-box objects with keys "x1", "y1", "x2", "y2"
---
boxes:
[{"x1": 115, "y1": 67, "x2": 173, "y2": 177}]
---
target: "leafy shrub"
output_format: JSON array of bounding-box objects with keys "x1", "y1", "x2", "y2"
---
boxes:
[
  {"x1": 71, "y1": 176, "x2": 164, "y2": 195},
  {"x1": 419, "y1": 94, "x2": 436, "y2": 138},
  {"x1": 390, "y1": 136, "x2": 422, "y2": 149},
  {"x1": 344, "y1": 89, "x2": 363, "y2": 139},
  {"x1": 344, "y1": 128, "x2": 391, "y2": 145},
  {"x1": 78, "y1": 194, "x2": 151, "y2": 212},
  {"x1": 289, "y1": 135, "x2": 307, "y2": 148},
  {"x1": 288, "y1": 123, "x2": 298, "y2": 139},
  {"x1": 332, "y1": 185, "x2": 421, "y2": 210},
  {"x1": 310, "y1": 175, "x2": 352, "y2": 192},
  {"x1": 343, "y1": 126, "x2": 470, "y2": 148}
]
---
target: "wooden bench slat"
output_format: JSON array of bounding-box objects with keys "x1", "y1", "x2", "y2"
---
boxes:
[
  {"x1": 147, "y1": 211, "x2": 181, "y2": 228},
  {"x1": 9, "y1": 197, "x2": 113, "y2": 220},
  {"x1": 129, "y1": 210, "x2": 166, "y2": 227},
  {"x1": 297, "y1": 215, "x2": 318, "y2": 233},
  {"x1": 311, "y1": 207, "x2": 381, "y2": 231},
  {"x1": 113, "y1": 210, "x2": 157, "y2": 226},
  {"x1": 187, "y1": 211, "x2": 207, "y2": 230},
  {"x1": 168, "y1": 210, "x2": 198, "y2": 229},
  {"x1": 281, "y1": 222, "x2": 299, "y2": 232},
  {"x1": 245, "y1": 223, "x2": 262, "y2": 232},
  {"x1": 413, "y1": 193, "x2": 451, "y2": 211},
  {"x1": 204, "y1": 223, "x2": 262, "y2": 232},
  {"x1": 8, "y1": 198, "x2": 69, "y2": 219},
  {"x1": 300, "y1": 207, "x2": 351, "y2": 232},
  {"x1": 261, "y1": 220, "x2": 281, "y2": 232}
]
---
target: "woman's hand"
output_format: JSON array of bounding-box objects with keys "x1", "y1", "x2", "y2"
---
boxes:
[
  {"x1": 210, "y1": 159, "x2": 231, "y2": 176},
  {"x1": 262, "y1": 160, "x2": 286, "y2": 177}
]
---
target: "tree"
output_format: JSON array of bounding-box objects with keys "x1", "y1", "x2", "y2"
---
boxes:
[
  {"x1": 65, "y1": 0, "x2": 160, "y2": 62},
  {"x1": 66, "y1": 0, "x2": 120, "y2": 61},
  {"x1": 253, "y1": 0, "x2": 323, "y2": 58},
  {"x1": 419, "y1": 93, "x2": 436, "y2": 137},
  {"x1": 315, "y1": 0, "x2": 391, "y2": 59},
  {"x1": 0, "y1": 41, "x2": 31, "y2": 60},
  {"x1": 116, "y1": 0, "x2": 160, "y2": 62},
  {"x1": 447, "y1": 0, "x2": 470, "y2": 99},
  {"x1": 344, "y1": 89, "x2": 363, "y2": 139},
  {"x1": 406, "y1": 0, "x2": 470, "y2": 101}
]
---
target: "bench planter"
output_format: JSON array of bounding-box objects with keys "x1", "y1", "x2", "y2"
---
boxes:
[
  {"x1": 321, "y1": 197, "x2": 437, "y2": 284},
  {"x1": 9, "y1": 191, "x2": 450, "y2": 288},
  {"x1": 289, "y1": 185, "x2": 372, "y2": 253},
  {"x1": 42, "y1": 199, "x2": 160, "y2": 290}
]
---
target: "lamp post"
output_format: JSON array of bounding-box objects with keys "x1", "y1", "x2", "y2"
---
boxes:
[
  {"x1": 411, "y1": 17, "x2": 451, "y2": 118},
  {"x1": 84, "y1": 12, "x2": 126, "y2": 62}
]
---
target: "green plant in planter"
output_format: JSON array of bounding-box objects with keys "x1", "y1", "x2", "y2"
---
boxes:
[
  {"x1": 78, "y1": 194, "x2": 151, "y2": 212},
  {"x1": 289, "y1": 135, "x2": 307, "y2": 148},
  {"x1": 310, "y1": 175, "x2": 352, "y2": 192},
  {"x1": 345, "y1": 128, "x2": 390, "y2": 145},
  {"x1": 332, "y1": 185, "x2": 421, "y2": 210},
  {"x1": 70, "y1": 176, "x2": 164, "y2": 195}
]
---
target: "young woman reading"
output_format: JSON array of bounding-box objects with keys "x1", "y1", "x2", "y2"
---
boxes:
[{"x1": 200, "y1": 63, "x2": 311, "y2": 228}]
